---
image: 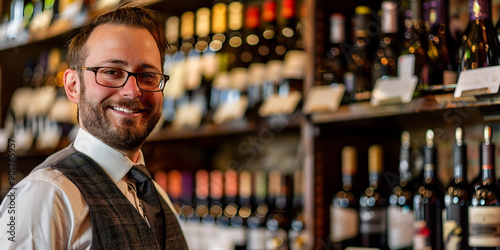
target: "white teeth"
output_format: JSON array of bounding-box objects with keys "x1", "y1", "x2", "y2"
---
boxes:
[{"x1": 112, "y1": 107, "x2": 137, "y2": 113}]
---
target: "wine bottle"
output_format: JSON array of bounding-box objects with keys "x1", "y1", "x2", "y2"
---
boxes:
[
  {"x1": 426, "y1": 0, "x2": 458, "y2": 86},
  {"x1": 167, "y1": 169, "x2": 183, "y2": 216},
  {"x1": 224, "y1": 169, "x2": 246, "y2": 249},
  {"x1": 247, "y1": 170, "x2": 269, "y2": 250},
  {"x1": 359, "y1": 145, "x2": 388, "y2": 249},
  {"x1": 208, "y1": 170, "x2": 225, "y2": 224},
  {"x1": 289, "y1": 169, "x2": 306, "y2": 250},
  {"x1": 468, "y1": 125, "x2": 500, "y2": 250},
  {"x1": 399, "y1": 0, "x2": 429, "y2": 86},
  {"x1": 443, "y1": 127, "x2": 469, "y2": 250},
  {"x1": 387, "y1": 131, "x2": 414, "y2": 250},
  {"x1": 318, "y1": 13, "x2": 347, "y2": 88},
  {"x1": 179, "y1": 171, "x2": 196, "y2": 222},
  {"x1": 372, "y1": 1, "x2": 399, "y2": 84},
  {"x1": 266, "y1": 170, "x2": 291, "y2": 250},
  {"x1": 330, "y1": 146, "x2": 360, "y2": 249},
  {"x1": 458, "y1": 0, "x2": 500, "y2": 76},
  {"x1": 346, "y1": 6, "x2": 376, "y2": 101},
  {"x1": 413, "y1": 129, "x2": 443, "y2": 250}
]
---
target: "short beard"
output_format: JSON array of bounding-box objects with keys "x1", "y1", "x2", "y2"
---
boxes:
[{"x1": 78, "y1": 81, "x2": 161, "y2": 152}]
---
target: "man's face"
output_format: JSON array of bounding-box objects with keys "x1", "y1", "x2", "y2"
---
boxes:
[{"x1": 78, "y1": 24, "x2": 163, "y2": 151}]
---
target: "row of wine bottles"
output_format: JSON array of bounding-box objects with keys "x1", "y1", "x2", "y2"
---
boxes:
[
  {"x1": 153, "y1": 168, "x2": 307, "y2": 250},
  {"x1": 330, "y1": 126, "x2": 500, "y2": 250},
  {"x1": 161, "y1": 0, "x2": 307, "y2": 129},
  {"x1": 319, "y1": 0, "x2": 500, "y2": 103}
]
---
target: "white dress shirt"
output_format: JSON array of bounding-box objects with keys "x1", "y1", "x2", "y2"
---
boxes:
[{"x1": 0, "y1": 129, "x2": 180, "y2": 249}]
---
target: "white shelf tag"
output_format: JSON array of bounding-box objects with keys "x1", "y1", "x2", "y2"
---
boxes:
[
  {"x1": 259, "y1": 91, "x2": 302, "y2": 117},
  {"x1": 172, "y1": 102, "x2": 204, "y2": 130},
  {"x1": 370, "y1": 76, "x2": 418, "y2": 106},
  {"x1": 454, "y1": 65, "x2": 500, "y2": 98},
  {"x1": 213, "y1": 97, "x2": 249, "y2": 124},
  {"x1": 302, "y1": 84, "x2": 345, "y2": 114}
]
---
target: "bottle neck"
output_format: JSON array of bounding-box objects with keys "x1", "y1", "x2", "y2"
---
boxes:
[
  {"x1": 469, "y1": 0, "x2": 491, "y2": 21},
  {"x1": 423, "y1": 145, "x2": 437, "y2": 182},
  {"x1": 381, "y1": 1, "x2": 398, "y2": 34},
  {"x1": 481, "y1": 143, "x2": 496, "y2": 182},
  {"x1": 330, "y1": 14, "x2": 345, "y2": 44},
  {"x1": 453, "y1": 143, "x2": 467, "y2": 181},
  {"x1": 342, "y1": 174, "x2": 354, "y2": 190},
  {"x1": 428, "y1": 0, "x2": 448, "y2": 27},
  {"x1": 369, "y1": 171, "x2": 381, "y2": 187}
]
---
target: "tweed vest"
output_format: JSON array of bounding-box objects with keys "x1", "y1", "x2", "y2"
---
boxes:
[{"x1": 47, "y1": 151, "x2": 188, "y2": 250}]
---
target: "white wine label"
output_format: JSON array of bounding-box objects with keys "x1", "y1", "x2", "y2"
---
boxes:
[
  {"x1": 455, "y1": 65, "x2": 500, "y2": 98},
  {"x1": 360, "y1": 207, "x2": 387, "y2": 234},
  {"x1": 265, "y1": 60, "x2": 283, "y2": 83},
  {"x1": 398, "y1": 54, "x2": 416, "y2": 78},
  {"x1": 184, "y1": 53, "x2": 203, "y2": 91},
  {"x1": 201, "y1": 51, "x2": 220, "y2": 79},
  {"x1": 213, "y1": 97, "x2": 248, "y2": 124},
  {"x1": 371, "y1": 76, "x2": 418, "y2": 106},
  {"x1": 247, "y1": 227, "x2": 267, "y2": 250},
  {"x1": 302, "y1": 84, "x2": 345, "y2": 114},
  {"x1": 468, "y1": 206, "x2": 500, "y2": 247},
  {"x1": 413, "y1": 220, "x2": 432, "y2": 250},
  {"x1": 247, "y1": 63, "x2": 266, "y2": 86},
  {"x1": 443, "y1": 219, "x2": 461, "y2": 250},
  {"x1": 330, "y1": 205, "x2": 359, "y2": 243},
  {"x1": 163, "y1": 61, "x2": 186, "y2": 99},
  {"x1": 172, "y1": 102, "x2": 204, "y2": 130},
  {"x1": 258, "y1": 91, "x2": 302, "y2": 117},
  {"x1": 229, "y1": 67, "x2": 248, "y2": 91},
  {"x1": 282, "y1": 50, "x2": 307, "y2": 80},
  {"x1": 387, "y1": 206, "x2": 414, "y2": 249}
]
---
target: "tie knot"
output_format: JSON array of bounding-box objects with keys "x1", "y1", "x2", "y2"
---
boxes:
[{"x1": 129, "y1": 164, "x2": 152, "y2": 183}]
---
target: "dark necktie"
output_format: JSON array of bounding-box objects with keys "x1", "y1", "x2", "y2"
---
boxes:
[{"x1": 129, "y1": 164, "x2": 165, "y2": 247}]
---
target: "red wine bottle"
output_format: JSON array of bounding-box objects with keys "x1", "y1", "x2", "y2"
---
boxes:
[
  {"x1": 443, "y1": 127, "x2": 469, "y2": 250},
  {"x1": 372, "y1": 1, "x2": 399, "y2": 84},
  {"x1": 468, "y1": 125, "x2": 500, "y2": 250},
  {"x1": 330, "y1": 146, "x2": 360, "y2": 249},
  {"x1": 387, "y1": 131, "x2": 414, "y2": 250},
  {"x1": 413, "y1": 129, "x2": 443, "y2": 250},
  {"x1": 458, "y1": 0, "x2": 500, "y2": 76},
  {"x1": 359, "y1": 145, "x2": 388, "y2": 249}
]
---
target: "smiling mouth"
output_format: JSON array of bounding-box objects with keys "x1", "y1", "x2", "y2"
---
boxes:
[{"x1": 111, "y1": 106, "x2": 146, "y2": 114}]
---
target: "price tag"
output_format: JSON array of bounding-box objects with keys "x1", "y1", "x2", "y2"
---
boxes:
[
  {"x1": 172, "y1": 102, "x2": 204, "y2": 130},
  {"x1": 302, "y1": 84, "x2": 345, "y2": 114},
  {"x1": 398, "y1": 54, "x2": 415, "y2": 78},
  {"x1": 370, "y1": 76, "x2": 418, "y2": 106},
  {"x1": 213, "y1": 97, "x2": 249, "y2": 124},
  {"x1": 259, "y1": 91, "x2": 302, "y2": 117},
  {"x1": 454, "y1": 65, "x2": 500, "y2": 98}
]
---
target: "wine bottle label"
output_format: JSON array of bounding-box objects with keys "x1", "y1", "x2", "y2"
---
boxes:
[
  {"x1": 266, "y1": 227, "x2": 289, "y2": 250},
  {"x1": 468, "y1": 206, "x2": 500, "y2": 246},
  {"x1": 247, "y1": 63, "x2": 266, "y2": 86},
  {"x1": 360, "y1": 206, "x2": 387, "y2": 234},
  {"x1": 185, "y1": 53, "x2": 203, "y2": 91},
  {"x1": 248, "y1": 227, "x2": 268, "y2": 250},
  {"x1": 413, "y1": 220, "x2": 432, "y2": 249},
  {"x1": 443, "y1": 204, "x2": 467, "y2": 250},
  {"x1": 387, "y1": 206, "x2": 414, "y2": 248},
  {"x1": 330, "y1": 205, "x2": 359, "y2": 243},
  {"x1": 282, "y1": 50, "x2": 307, "y2": 80}
]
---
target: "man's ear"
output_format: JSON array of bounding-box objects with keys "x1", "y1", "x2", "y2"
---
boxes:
[{"x1": 64, "y1": 69, "x2": 80, "y2": 104}]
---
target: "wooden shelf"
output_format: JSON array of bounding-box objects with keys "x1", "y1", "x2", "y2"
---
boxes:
[{"x1": 310, "y1": 93, "x2": 500, "y2": 124}]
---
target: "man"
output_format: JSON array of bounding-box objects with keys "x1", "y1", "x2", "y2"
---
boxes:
[{"x1": 0, "y1": 4, "x2": 188, "y2": 249}]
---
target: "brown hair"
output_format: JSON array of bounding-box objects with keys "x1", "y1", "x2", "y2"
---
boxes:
[{"x1": 67, "y1": 3, "x2": 167, "y2": 71}]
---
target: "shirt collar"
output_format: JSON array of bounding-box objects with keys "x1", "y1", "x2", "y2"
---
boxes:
[{"x1": 73, "y1": 128, "x2": 145, "y2": 184}]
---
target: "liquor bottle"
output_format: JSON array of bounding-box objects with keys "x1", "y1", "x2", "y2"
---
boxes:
[
  {"x1": 210, "y1": 2, "x2": 229, "y2": 114},
  {"x1": 289, "y1": 169, "x2": 306, "y2": 250},
  {"x1": 261, "y1": 0, "x2": 281, "y2": 102},
  {"x1": 443, "y1": 127, "x2": 469, "y2": 250},
  {"x1": 346, "y1": 6, "x2": 376, "y2": 101},
  {"x1": 372, "y1": 1, "x2": 399, "y2": 84},
  {"x1": 266, "y1": 170, "x2": 291, "y2": 250},
  {"x1": 426, "y1": 0, "x2": 458, "y2": 86},
  {"x1": 194, "y1": 169, "x2": 211, "y2": 223},
  {"x1": 208, "y1": 170, "x2": 225, "y2": 224},
  {"x1": 399, "y1": 0, "x2": 429, "y2": 86},
  {"x1": 468, "y1": 125, "x2": 500, "y2": 250},
  {"x1": 223, "y1": 169, "x2": 246, "y2": 249},
  {"x1": 330, "y1": 146, "x2": 360, "y2": 249},
  {"x1": 167, "y1": 170, "x2": 183, "y2": 216},
  {"x1": 277, "y1": 0, "x2": 305, "y2": 97},
  {"x1": 387, "y1": 131, "x2": 414, "y2": 250},
  {"x1": 318, "y1": 13, "x2": 347, "y2": 88},
  {"x1": 179, "y1": 171, "x2": 196, "y2": 222},
  {"x1": 413, "y1": 129, "x2": 443, "y2": 250},
  {"x1": 247, "y1": 170, "x2": 269, "y2": 250},
  {"x1": 458, "y1": 0, "x2": 500, "y2": 76},
  {"x1": 359, "y1": 145, "x2": 388, "y2": 249}
]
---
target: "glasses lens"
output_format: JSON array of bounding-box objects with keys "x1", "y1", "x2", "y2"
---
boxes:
[
  {"x1": 137, "y1": 73, "x2": 162, "y2": 91},
  {"x1": 96, "y1": 68, "x2": 127, "y2": 87}
]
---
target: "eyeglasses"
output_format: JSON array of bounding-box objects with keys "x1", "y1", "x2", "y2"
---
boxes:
[{"x1": 79, "y1": 67, "x2": 169, "y2": 92}]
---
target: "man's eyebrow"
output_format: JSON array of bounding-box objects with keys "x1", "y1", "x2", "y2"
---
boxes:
[{"x1": 97, "y1": 60, "x2": 160, "y2": 72}]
